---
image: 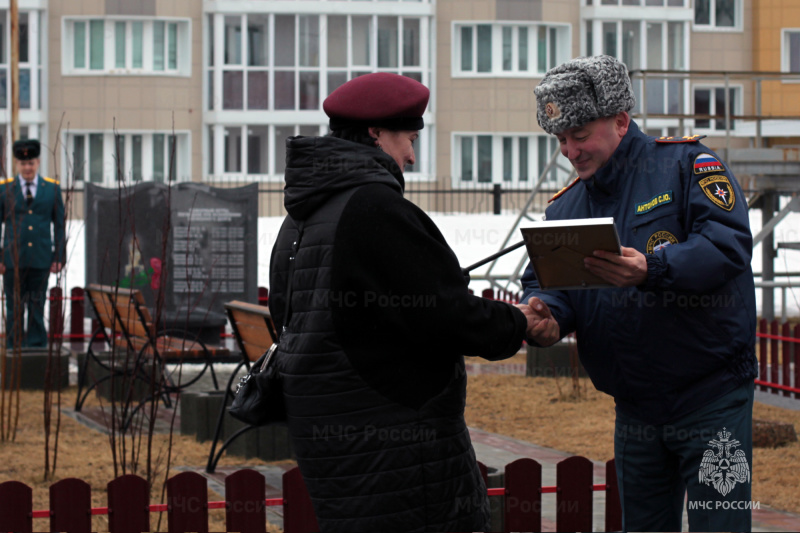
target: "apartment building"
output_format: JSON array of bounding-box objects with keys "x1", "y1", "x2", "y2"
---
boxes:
[{"x1": 0, "y1": 0, "x2": 793, "y2": 213}]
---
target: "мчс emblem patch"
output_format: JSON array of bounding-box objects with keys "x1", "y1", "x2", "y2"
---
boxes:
[
  {"x1": 698, "y1": 174, "x2": 736, "y2": 211},
  {"x1": 694, "y1": 153, "x2": 725, "y2": 174},
  {"x1": 646, "y1": 231, "x2": 679, "y2": 254}
]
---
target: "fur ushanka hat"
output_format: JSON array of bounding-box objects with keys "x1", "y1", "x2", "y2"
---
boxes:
[{"x1": 534, "y1": 55, "x2": 636, "y2": 135}]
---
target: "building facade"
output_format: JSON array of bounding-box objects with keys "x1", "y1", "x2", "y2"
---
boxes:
[{"x1": 0, "y1": 0, "x2": 794, "y2": 215}]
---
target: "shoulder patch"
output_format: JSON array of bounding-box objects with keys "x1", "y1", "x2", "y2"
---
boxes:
[
  {"x1": 42, "y1": 176, "x2": 60, "y2": 185},
  {"x1": 655, "y1": 134, "x2": 707, "y2": 144},
  {"x1": 0, "y1": 177, "x2": 14, "y2": 185},
  {"x1": 548, "y1": 177, "x2": 581, "y2": 203},
  {"x1": 693, "y1": 153, "x2": 725, "y2": 175},
  {"x1": 698, "y1": 174, "x2": 735, "y2": 211}
]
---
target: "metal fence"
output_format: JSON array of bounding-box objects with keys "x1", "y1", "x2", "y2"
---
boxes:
[
  {"x1": 65, "y1": 180, "x2": 562, "y2": 218},
  {"x1": 66, "y1": 178, "x2": 763, "y2": 219}
]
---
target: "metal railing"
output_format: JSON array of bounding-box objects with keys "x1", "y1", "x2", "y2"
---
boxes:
[
  {"x1": 65, "y1": 180, "x2": 561, "y2": 218},
  {"x1": 629, "y1": 69, "x2": 800, "y2": 153}
]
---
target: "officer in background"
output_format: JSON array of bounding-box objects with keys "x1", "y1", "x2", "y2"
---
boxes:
[
  {"x1": 521, "y1": 56, "x2": 756, "y2": 532},
  {"x1": 0, "y1": 139, "x2": 66, "y2": 348}
]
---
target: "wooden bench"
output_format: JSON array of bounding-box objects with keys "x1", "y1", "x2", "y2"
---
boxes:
[
  {"x1": 75, "y1": 284, "x2": 138, "y2": 411},
  {"x1": 76, "y1": 284, "x2": 233, "y2": 421},
  {"x1": 206, "y1": 300, "x2": 278, "y2": 473}
]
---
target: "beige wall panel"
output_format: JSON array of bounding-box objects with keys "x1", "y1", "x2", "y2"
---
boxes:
[
  {"x1": 541, "y1": 0, "x2": 580, "y2": 22},
  {"x1": 73, "y1": 0, "x2": 104, "y2": 15},
  {"x1": 472, "y1": 1, "x2": 494, "y2": 20},
  {"x1": 438, "y1": 0, "x2": 475, "y2": 21},
  {"x1": 106, "y1": 0, "x2": 155, "y2": 16},
  {"x1": 690, "y1": 32, "x2": 753, "y2": 72},
  {"x1": 753, "y1": 0, "x2": 800, "y2": 117},
  {"x1": 496, "y1": 0, "x2": 543, "y2": 22}
]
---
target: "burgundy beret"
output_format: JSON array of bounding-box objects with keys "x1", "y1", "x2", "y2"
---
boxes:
[{"x1": 323, "y1": 72, "x2": 429, "y2": 131}]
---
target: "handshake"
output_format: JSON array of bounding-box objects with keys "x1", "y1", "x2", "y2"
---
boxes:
[{"x1": 515, "y1": 297, "x2": 560, "y2": 347}]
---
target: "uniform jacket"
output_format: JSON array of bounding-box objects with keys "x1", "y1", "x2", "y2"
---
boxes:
[
  {"x1": 270, "y1": 135, "x2": 527, "y2": 532},
  {"x1": 521, "y1": 121, "x2": 757, "y2": 425},
  {"x1": 0, "y1": 174, "x2": 66, "y2": 270}
]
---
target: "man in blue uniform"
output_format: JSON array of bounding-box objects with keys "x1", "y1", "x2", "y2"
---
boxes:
[
  {"x1": 0, "y1": 139, "x2": 66, "y2": 348},
  {"x1": 521, "y1": 55, "x2": 757, "y2": 532}
]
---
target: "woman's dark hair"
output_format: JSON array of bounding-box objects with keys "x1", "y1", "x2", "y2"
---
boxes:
[{"x1": 327, "y1": 125, "x2": 378, "y2": 148}]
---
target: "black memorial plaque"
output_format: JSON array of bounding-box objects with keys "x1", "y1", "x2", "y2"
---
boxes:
[
  {"x1": 85, "y1": 182, "x2": 258, "y2": 317},
  {"x1": 169, "y1": 183, "x2": 258, "y2": 314}
]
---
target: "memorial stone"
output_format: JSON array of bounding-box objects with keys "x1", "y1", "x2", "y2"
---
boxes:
[{"x1": 85, "y1": 182, "x2": 258, "y2": 339}]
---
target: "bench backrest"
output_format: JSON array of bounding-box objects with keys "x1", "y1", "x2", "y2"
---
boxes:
[
  {"x1": 86, "y1": 284, "x2": 151, "y2": 348},
  {"x1": 85, "y1": 285, "x2": 118, "y2": 333},
  {"x1": 224, "y1": 301, "x2": 277, "y2": 363},
  {"x1": 109, "y1": 287, "x2": 150, "y2": 340}
]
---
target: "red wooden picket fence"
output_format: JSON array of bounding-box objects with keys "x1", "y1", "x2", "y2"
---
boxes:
[
  {"x1": 756, "y1": 318, "x2": 800, "y2": 397},
  {"x1": 482, "y1": 287, "x2": 523, "y2": 304},
  {"x1": 0, "y1": 458, "x2": 621, "y2": 533}
]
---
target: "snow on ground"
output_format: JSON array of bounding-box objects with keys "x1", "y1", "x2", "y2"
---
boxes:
[{"x1": 52, "y1": 205, "x2": 800, "y2": 324}]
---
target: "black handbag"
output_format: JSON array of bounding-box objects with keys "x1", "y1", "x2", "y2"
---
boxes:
[
  {"x1": 228, "y1": 343, "x2": 286, "y2": 425},
  {"x1": 228, "y1": 220, "x2": 304, "y2": 426}
]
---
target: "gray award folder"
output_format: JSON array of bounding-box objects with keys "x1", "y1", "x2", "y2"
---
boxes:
[{"x1": 520, "y1": 217, "x2": 622, "y2": 290}]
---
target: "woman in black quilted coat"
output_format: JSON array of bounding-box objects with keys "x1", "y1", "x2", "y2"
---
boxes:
[{"x1": 269, "y1": 72, "x2": 535, "y2": 533}]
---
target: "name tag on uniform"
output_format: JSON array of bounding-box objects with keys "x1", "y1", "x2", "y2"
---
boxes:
[{"x1": 635, "y1": 191, "x2": 673, "y2": 215}]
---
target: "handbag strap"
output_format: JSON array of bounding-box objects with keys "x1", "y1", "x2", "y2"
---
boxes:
[{"x1": 279, "y1": 219, "x2": 305, "y2": 340}]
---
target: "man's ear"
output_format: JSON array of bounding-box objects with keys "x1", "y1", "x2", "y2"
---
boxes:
[
  {"x1": 368, "y1": 127, "x2": 381, "y2": 140},
  {"x1": 615, "y1": 112, "x2": 630, "y2": 138}
]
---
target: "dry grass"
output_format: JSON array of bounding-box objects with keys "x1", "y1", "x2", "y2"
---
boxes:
[
  {"x1": 465, "y1": 372, "x2": 800, "y2": 515},
  {"x1": 1, "y1": 371, "x2": 799, "y2": 532}
]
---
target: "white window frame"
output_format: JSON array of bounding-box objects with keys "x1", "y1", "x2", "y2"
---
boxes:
[
  {"x1": 63, "y1": 131, "x2": 191, "y2": 187},
  {"x1": 583, "y1": 0, "x2": 687, "y2": 5},
  {"x1": 692, "y1": 0, "x2": 742, "y2": 32},
  {"x1": 0, "y1": 9, "x2": 45, "y2": 113},
  {"x1": 691, "y1": 84, "x2": 743, "y2": 133},
  {"x1": 451, "y1": 133, "x2": 570, "y2": 188},
  {"x1": 62, "y1": 17, "x2": 191, "y2": 77},
  {"x1": 781, "y1": 28, "x2": 800, "y2": 80},
  {"x1": 451, "y1": 21, "x2": 571, "y2": 78},
  {"x1": 204, "y1": 9, "x2": 436, "y2": 182},
  {"x1": 207, "y1": 12, "x2": 430, "y2": 113},
  {"x1": 205, "y1": 123, "x2": 434, "y2": 183}
]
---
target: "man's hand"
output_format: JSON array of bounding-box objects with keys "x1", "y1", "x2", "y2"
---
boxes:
[
  {"x1": 50, "y1": 262, "x2": 63, "y2": 274},
  {"x1": 0, "y1": 264, "x2": 5, "y2": 275},
  {"x1": 584, "y1": 246, "x2": 647, "y2": 287},
  {"x1": 515, "y1": 297, "x2": 560, "y2": 347}
]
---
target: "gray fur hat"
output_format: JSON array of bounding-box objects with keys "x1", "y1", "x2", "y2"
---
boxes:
[{"x1": 534, "y1": 55, "x2": 635, "y2": 135}]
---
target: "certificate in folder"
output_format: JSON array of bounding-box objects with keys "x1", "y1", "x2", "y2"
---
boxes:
[{"x1": 520, "y1": 217, "x2": 622, "y2": 290}]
